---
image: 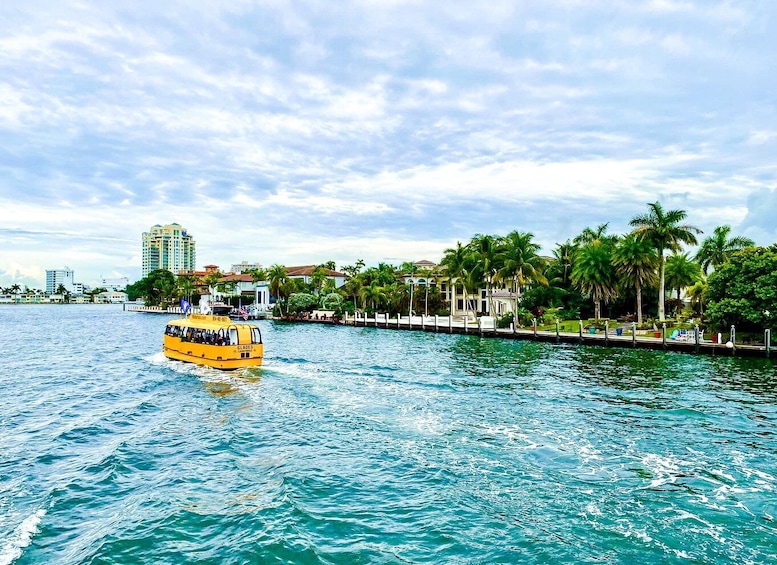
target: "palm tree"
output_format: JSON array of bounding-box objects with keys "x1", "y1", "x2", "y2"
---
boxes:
[
  {"x1": 687, "y1": 280, "x2": 707, "y2": 316},
  {"x1": 360, "y1": 280, "x2": 385, "y2": 311},
  {"x1": 694, "y1": 225, "x2": 755, "y2": 274},
  {"x1": 176, "y1": 274, "x2": 197, "y2": 305},
  {"x1": 551, "y1": 240, "x2": 575, "y2": 287},
  {"x1": 310, "y1": 266, "x2": 328, "y2": 295},
  {"x1": 629, "y1": 201, "x2": 701, "y2": 321},
  {"x1": 267, "y1": 264, "x2": 288, "y2": 314},
  {"x1": 461, "y1": 261, "x2": 484, "y2": 318},
  {"x1": 440, "y1": 242, "x2": 468, "y2": 316},
  {"x1": 468, "y1": 234, "x2": 499, "y2": 316},
  {"x1": 571, "y1": 240, "x2": 618, "y2": 320},
  {"x1": 612, "y1": 234, "x2": 657, "y2": 325},
  {"x1": 496, "y1": 230, "x2": 547, "y2": 317},
  {"x1": 573, "y1": 223, "x2": 616, "y2": 246},
  {"x1": 664, "y1": 253, "x2": 702, "y2": 301}
]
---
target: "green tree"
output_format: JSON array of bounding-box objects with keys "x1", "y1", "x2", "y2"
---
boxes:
[
  {"x1": 267, "y1": 264, "x2": 289, "y2": 315},
  {"x1": 629, "y1": 201, "x2": 701, "y2": 321},
  {"x1": 495, "y1": 230, "x2": 547, "y2": 317},
  {"x1": 687, "y1": 280, "x2": 707, "y2": 315},
  {"x1": 320, "y1": 292, "x2": 343, "y2": 311},
  {"x1": 612, "y1": 233, "x2": 657, "y2": 325},
  {"x1": 571, "y1": 240, "x2": 618, "y2": 320},
  {"x1": 440, "y1": 242, "x2": 468, "y2": 316},
  {"x1": 360, "y1": 280, "x2": 386, "y2": 311},
  {"x1": 694, "y1": 225, "x2": 755, "y2": 275},
  {"x1": 176, "y1": 274, "x2": 198, "y2": 304},
  {"x1": 287, "y1": 292, "x2": 318, "y2": 315},
  {"x1": 706, "y1": 246, "x2": 777, "y2": 331},
  {"x1": 468, "y1": 234, "x2": 499, "y2": 315},
  {"x1": 664, "y1": 253, "x2": 702, "y2": 301},
  {"x1": 134, "y1": 269, "x2": 177, "y2": 307},
  {"x1": 246, "y1": 267, "x2": 266, "y2": 283},
  {"x1": 310, "y1": 266, "x2": 329, "y2": 295}
]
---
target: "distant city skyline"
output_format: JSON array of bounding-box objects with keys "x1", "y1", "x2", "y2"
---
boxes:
[{"x1": 2, "y1": 1, "x2": 777, "y2": 289}]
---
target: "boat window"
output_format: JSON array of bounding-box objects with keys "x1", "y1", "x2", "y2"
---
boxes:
[
  {"x1": 228, "y1": 327, "x2": 239, "y2": 345},
  {"x1": 251, "y1": 327, "x2": 262, "y2": 344}
]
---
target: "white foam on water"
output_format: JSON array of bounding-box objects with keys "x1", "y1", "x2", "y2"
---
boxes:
[
  {"x1": 640, "y1": 453, "x2": 685, "y2": 489},
  {"x1": 0, "y1": 509, "x2": 46, "y2": 565}
]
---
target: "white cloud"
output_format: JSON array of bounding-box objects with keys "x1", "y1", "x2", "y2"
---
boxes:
[{"x1": 1, "y1": 0, "x2": 777, "y2": 288}]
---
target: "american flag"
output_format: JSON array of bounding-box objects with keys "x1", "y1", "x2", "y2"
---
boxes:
[{"x1": 238, "y1": 307, "x2": 249, "y2": 320}]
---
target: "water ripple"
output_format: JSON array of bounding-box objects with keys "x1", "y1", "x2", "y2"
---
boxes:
[{"x1": 0, "y1": 306, "x2": 775, "y2": 563}]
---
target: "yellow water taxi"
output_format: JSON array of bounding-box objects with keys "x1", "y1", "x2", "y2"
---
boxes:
[{"x1": 163, "y1": 307, "x2": 264, "y2": 370}]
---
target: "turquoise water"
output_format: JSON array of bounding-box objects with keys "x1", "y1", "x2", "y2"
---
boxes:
[{"x1": 1, "y1": 305, "x2": 776, "y2": 564}]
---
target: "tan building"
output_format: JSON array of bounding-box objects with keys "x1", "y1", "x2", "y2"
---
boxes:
[{"x1": 141, "y1": 223, "x2": 196, "y2": 277}]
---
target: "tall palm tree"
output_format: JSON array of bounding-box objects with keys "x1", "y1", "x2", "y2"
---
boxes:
[
  {"x1": 612, "y1": 233, "x2": 657, "y2": 325},
  {"x1": 496, "y1": 230, "x2": 548, "y2": 317},
  {"x1": 629, "y1": 201, "x2": 701, "y2": 321},
  {"x1": 468, "y1": 234, "x2": 499, "y2": 316},
  {"x1": 267, "y1": 264, "x2": 288, "y2": 314},
  {"x1": 694, "y1": 225, "x2": 755, "y2": 274},
  {"x1": 461, "y1": 261, "x2": 484, "y2": 318},
  {"x1": 440, "y1": 242, "x2": 468, "y2": 316},
  {"x1": 571, "y1": 240, "x2": 618, "y2": 320},
  {"x1": 551, "y1": 240, "x2": 575, "y2": 287}
]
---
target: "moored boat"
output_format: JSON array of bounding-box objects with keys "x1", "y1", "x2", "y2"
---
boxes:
[{"x1": 163, "y1": 308, "x2": 263, "y2": 370}]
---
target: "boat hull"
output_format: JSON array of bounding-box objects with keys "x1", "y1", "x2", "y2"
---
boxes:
[
  {"x1": 163, "y1": 314, "x2": 264, "y2": 371},
  {"x1": 163, "y1": 341, "x2": 264, "y2": 370}
]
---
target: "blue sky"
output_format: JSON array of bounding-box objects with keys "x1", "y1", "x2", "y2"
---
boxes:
[{"x1": 2, "y1": 0, "x2": 776, "y2": 289}]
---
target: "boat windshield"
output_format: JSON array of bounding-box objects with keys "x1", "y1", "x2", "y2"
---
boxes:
[{"x1": 251, "y1": 327, "x2": 262, "y2": 344}]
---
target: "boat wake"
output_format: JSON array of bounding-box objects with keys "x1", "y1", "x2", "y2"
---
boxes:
[{"x1": 0, "y1": 509, "x2": 46, "y2": 565}]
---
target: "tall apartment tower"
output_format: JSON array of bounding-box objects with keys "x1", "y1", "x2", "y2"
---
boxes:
[
  {"x1": 141, "y1": 223, "x2": 196, "y2": 278},
  {"x1": 46, "y1": 267, "x2": 75, "y2": 294}
]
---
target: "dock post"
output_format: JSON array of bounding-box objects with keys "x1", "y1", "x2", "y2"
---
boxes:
[
  {"x1": 731, "y1": 325, "x2": 736, "y2": 355},
  {"x1": 579, "y1": 320, "x2": 583, "y2": 343},
  {"x1": 421, "y1": 315, "x2": 425, "y2": 331},
  {"x1": 533, "y1": 318, "x2": 537, "y2": 339},
  {"x1": 478, "y1": 317, "x2": 483, "y2": 335},
  {"x1": 632, "y1": 322, "x2": 636, "y2": 348},
  {"x1": 464, "y1": 317, "x2": 468, "y2": 334},
  {"x1": 435, "y1": 315, "x2": 439, "y2": 332},
  {"x1": 494, "y1": 316, "x2": 498, "y2": 335},
  {"x1": 449, "y1": 315, "x2": 452, "y2": 333},
  {"x1": 375, "y1": 313, "x2": 378, "y2": 327},
  {"x1": 694, "y1": 324, "x2": 700, "y2": 354},
  {"x1": 662, "y1": 323, "x2": 667, "y2": 349},
  {"x1": 605, "y1": 320, "x2": 609, "y2": 347},
  {"x1": 513, "y1": 317, "x2": 517, "y2": 335},
  {"x1": 555, "y1": 319, "x2": 560, "y2": 344},
  {"x1": 766, "y1": 329, "x2": 771, "y2": 357}
]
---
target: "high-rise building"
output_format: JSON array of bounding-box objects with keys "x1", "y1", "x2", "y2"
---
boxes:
[
  {"x1": 141, "y1": 223, "x2": 196, "y2": 278},
  {"x1": 46, "y1": 267, "x2": 75, "y2": 294}
]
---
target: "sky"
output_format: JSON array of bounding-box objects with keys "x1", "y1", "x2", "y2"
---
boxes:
[{"x1": 2, "y1": 0, "x2": 777, "y2": 289}]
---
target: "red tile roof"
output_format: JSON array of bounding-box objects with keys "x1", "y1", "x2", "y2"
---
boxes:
[{"x1": 286, "y1": 265, "x2": 346, "y2": 277}]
